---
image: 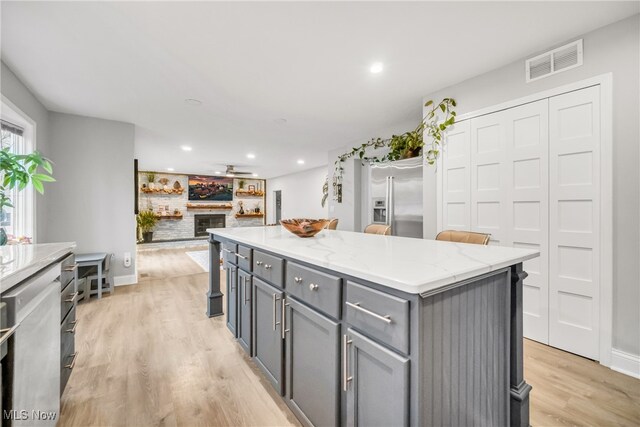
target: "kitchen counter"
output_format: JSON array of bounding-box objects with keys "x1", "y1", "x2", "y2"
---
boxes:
[
  {"x1": 0, "y1": 242, "x2": 76, "y2": 294},
  {"x1": 207, "y1": 226, "x2": 535, "y2": 426},
  {"x1": 208, "y1": 226, "x2": 538, "y2": 295}
]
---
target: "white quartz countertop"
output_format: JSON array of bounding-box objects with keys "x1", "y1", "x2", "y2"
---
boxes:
[
  {"x1": 209, "y1": 227, "x2": 539, "y2": 295},
  {"x1": 0, "y1": 242, "x2": 76, "y2": 294}
]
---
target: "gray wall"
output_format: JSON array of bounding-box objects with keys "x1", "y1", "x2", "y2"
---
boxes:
[
  {"x1": 47, "y1": 112, "x2": 136, "y2": 279},
  {"x1": 1, "y1": 61, "x2": 51, "y2": 241},
  {"x1": 422, "y1": 15, "x2": 640, "y2": 356}
]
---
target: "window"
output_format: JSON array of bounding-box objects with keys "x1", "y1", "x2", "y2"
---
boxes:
[{"x1": 1, "y1": 119, "x2": 34, "y2": 240}]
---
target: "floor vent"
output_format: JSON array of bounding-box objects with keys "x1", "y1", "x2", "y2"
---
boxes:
[{"x1": 526, "y1": 39, "x2": 583, "y2": 82}]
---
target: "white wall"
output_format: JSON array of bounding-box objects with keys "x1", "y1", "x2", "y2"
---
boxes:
[
  {"x1": 423, "y1": 15, "x2": 640, "y2": 357},
  {"x1": 267, "y1": 166, "x2": 328, "y2": 224},
  {"x1": 47, "y1": 112, "x2": 137, "y2": 282},
  {"x1": 1, "y1": 61, "x2": 51, "y2": 241}
]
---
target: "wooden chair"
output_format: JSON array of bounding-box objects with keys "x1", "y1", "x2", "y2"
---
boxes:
[
  {"x1": 364, "y1": 224, "x2": 392, "y2": 236},
  {"x1": 326, "y1": 218, "x2": 339, "y2": 230},
  {"x1": 435, "y1": 230, "x2": 491, "y2": 245}
]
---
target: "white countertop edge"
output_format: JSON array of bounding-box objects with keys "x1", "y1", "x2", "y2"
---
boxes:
[
  {"x1": 0, "y1": 242, "x2": 76, "y2": 294},
  {"x1": 208, "y1": 229, "x2": 538, "y2": 295}
]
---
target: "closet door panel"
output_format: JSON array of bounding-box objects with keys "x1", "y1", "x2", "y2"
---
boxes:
[
  {"x1": 442, "y1": 120, "x2": 471, "y2": 231},
  {"x1": 506, "y1": 100, "x2": 549, "y2": 344},
  {"x1": 549, "y1": 86, "x2": 600, "y2": 360},
  {"x1": 470, "y1": 113, "x2": 508, "y2": 245}
]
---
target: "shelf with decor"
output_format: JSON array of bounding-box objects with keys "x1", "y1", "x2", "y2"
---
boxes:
[
  {"x1": 235, "y1": 213, "x2": 264, "y2": 218},
  {"x1": 187, "y1": 203, "x2": 233, "y2": 210},
  {"x1": 155, "y1": 214, "x2": 183, "y2": 220},
  {"x1": 235, "y1": 190, "x2": 265, "y2": 197},
  {"x1": 141, "y1": 187, "x2": 184, "y2": 195}
]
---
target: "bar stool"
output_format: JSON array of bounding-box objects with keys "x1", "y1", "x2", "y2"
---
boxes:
[
  {"x1": 364, "y1": 224, "x2": 392, "y2": 235},
  {"x1": 435, "y1": 230, "x2": 491, "y2": 245}
]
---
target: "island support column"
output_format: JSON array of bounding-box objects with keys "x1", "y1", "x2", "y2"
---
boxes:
[
  {"x1": 510, "y1": 263, "x2": 532, "y2": 427},
  {"x1": 207, "y1": 235, "x2": 224, "y2": 317}
]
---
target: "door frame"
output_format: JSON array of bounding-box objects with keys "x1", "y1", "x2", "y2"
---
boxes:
[{"x1": 435, "y1": 73, "x2": 613, "y2": 366}]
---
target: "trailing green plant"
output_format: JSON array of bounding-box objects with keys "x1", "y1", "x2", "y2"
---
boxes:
[
  {"x1": 0, "y1": 135, "x2": 55, "y2": 213},
  {"x1": 146, "y1": 171, "x2": 156, "y2": 183},
  {"x1": 333, "y1": 98, "x2": 457, "y2": 182},
  {"x1": 136, "y1": 209, "x2": 158, "y2": 233}
]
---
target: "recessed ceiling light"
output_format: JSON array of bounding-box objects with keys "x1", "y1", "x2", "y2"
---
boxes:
[
  {"x1": 167, "y1": 167, "x2": 174, "y2": 172},
  {"x1": 181, "y1": 145, "x2": 192, "y2": 152},
  {"x1": 274, "y1": 118, "x2": 287, "y2": 125},
  {"x1": 297, "y1": 159, "x2": 305, "y2": 165},
  {"x1": 246, "y1": 153, "x2": 256, "y2": 159},
  {"x1": 252, "y1": 173, "x2": 258, "y2": 177},
  {"x1": 370, "y1": 62, "x2": 384, "y2": 74},
  {"x1": 184, "y1": 98, "x2": 202, "y2": 106},
  {"x1": 226, "y1": 173, "x2": 234, "y2": 177},
  {"x1": 214, "y1": 171, "x2": 222, "y2": 174}
]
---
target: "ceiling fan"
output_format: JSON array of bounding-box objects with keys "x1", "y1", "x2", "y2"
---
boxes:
[{"x1": 221, "y1": 164, "x2": 253, "y2": 176}]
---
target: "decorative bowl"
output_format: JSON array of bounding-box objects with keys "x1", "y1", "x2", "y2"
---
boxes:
[{"x1": 280, "y1": 218, "x2": 330, "y2": 238}]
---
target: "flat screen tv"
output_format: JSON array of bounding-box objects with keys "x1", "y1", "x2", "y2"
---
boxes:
[{"x1": 188, "y1": 175, "x2": 233, "y2": 201}]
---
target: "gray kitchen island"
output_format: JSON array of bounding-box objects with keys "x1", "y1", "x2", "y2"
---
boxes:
[{"x1": 207, "y1": 226, "x2": 538, "y2": 427}]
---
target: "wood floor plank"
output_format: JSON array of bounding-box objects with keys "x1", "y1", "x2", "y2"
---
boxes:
[{"x1": 59, "y1": 247, "x2": 640, "y2": 426}]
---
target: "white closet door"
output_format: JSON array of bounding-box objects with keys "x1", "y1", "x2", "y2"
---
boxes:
[
  {"x1": 470, "y1": 113, "x2": 508, "y2": 245},
  {"x1": 442, "y1": 120, "x2": 471, "y2": 231},
  {"x1": 549, "y1": 86, "x2": 600, "y2": 359},
  {"x1": 505, "y1": 100, "x2": 550, "y2": 344}
]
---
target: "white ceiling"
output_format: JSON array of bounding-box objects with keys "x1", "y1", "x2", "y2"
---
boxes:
[{"x1": 1, "y1": 1, "x2": 637, "y2": 178}]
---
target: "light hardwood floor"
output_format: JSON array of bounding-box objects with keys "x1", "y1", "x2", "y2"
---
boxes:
[{"x1": 60, "y1": 248, "x2": 640, "y2": 427}]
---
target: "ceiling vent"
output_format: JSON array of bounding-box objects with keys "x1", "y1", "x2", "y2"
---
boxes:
[{"x1": 526, "y1": 39, "x2": 583, "y2": 82}]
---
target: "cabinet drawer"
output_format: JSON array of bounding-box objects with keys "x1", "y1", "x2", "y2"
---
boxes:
[
  {"x1": 345, "y1": 281, "x2": 409, "y2": 354},
  {"x1": 222, "y1": 242, "x2": 238, "y2": 265},
  {"x1": 237, "y1": 245, "x2": 253, "y2": 272},
  {"x1": 60, "y1": 254, "x2": 77, "y2": 289},
  {"x1": 286, "y1": 262, "x2": 341, "y2": 319},
  {"x1": 60, "y1": 279, "x2": 78, "y2": 321},
  {"x1": 253, "y1": 250, "x2": 283, "y2": 288},
  {"x1": 61, "y1": 306, "x2": 77, "y2": 356}
]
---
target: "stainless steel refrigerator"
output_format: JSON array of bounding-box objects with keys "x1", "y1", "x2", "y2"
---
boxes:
[{"x1": 368, "y1": 157, "x2": 423, "y2": 238}]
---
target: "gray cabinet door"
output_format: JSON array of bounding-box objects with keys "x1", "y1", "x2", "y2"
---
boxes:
[
  {"x1": 253, "y1": 277, "x2": 284, "y2": 395},
  {"x1": 285, "y1": 297, "x2": 340, "y2": 427},
  {"x1": 226, "y1": 265, "x2": 238, "y2": 337},
  {"x1": 238, "y1": 269, "x2": 252, "y2": 355},
  {"x1": 346, "y1": 328, "x2": 409, "y2": 427}
]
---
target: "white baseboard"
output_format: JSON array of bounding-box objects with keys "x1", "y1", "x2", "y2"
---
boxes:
[
  {"x1": 114, "y1": 274, "x2": 137, "y2": 286},
  {"x1": 610, "y1": 348, "x2": 640, "y2": 379}
]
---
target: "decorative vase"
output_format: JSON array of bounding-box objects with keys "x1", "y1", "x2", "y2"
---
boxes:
[
  {"x1": 142, "y1": 231, "x2": 153, "y2": 243},
  {"x1": 400, "y1": 147, "x2": 422, "y2": 159},
  {"x1": 0, "y1": 228, "x2": 7, "y2": 246}
]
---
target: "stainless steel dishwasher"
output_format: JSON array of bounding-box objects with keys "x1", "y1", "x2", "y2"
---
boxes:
[{"x1": 3, "y1": 263, "x2": 60, "y2": 426}]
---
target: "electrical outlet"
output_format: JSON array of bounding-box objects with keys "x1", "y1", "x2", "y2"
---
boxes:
[{"x1": 124, "y1": 252, "x2": 132, "y2": 267}]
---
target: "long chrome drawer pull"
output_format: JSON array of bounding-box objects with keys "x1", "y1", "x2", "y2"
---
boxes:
[
  {"x1": 66, "y1": 319, "x2": 78, "y2": 334},
  {"x1": 346, "y1": 301, "x2": 392, "y2": 324},
  {"x1": 0, "y1": 324, "x2": 19, "y2": 346},
  {"x1": 281, "y1": 299, "x2": 289, "y2": 340},
  {"x1": 342, "y1": 334, "x2": 353, "y2": 391},
  {"x1": 272, "y1": 293, "x2": 281, "y2": 331},
  {"x1": 65, "y1": 352, "x2": 79, "y2": 369},
  {"x1": 65, "y1": 292, "x2": 79, "y2": 303},
  {"x1": 294, "y1": 277, "x2": 302, "y2": 283},
  {"x1": 236, "y1": 253, "x2": 248, "y2": 260},
  {"x1": 63, "y1": 263, "x2": 79, "y2": 272}
]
